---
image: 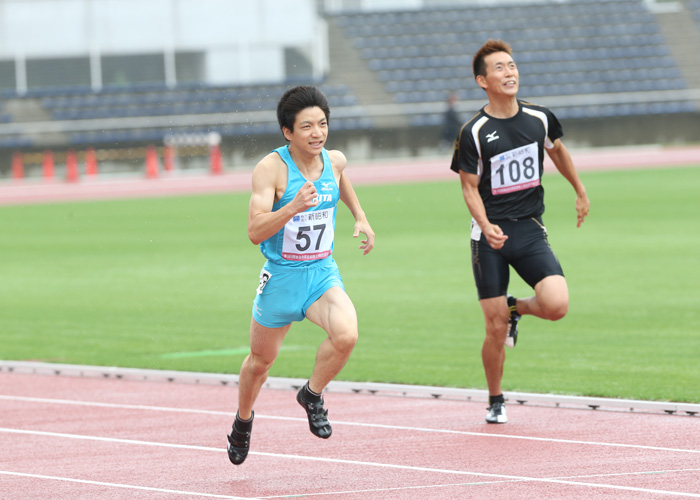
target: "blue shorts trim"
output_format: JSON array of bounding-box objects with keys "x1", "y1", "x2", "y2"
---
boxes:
[{"x1": 252, "y1": 258, "x2": 345, "y2": 328}]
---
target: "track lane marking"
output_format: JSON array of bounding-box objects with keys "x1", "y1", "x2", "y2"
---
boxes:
[
  {"x1": 2, "y1": 428, "x2": 700, "y2": 498},
  {"x1": 2, "y1": 394, "x2": 699, "y2": 455},
  {"x1": 0, "y1": 470, "x2": 257, "y2": 499}
]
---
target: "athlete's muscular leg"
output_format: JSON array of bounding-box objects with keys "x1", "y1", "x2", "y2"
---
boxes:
[
  {"x1": 305, "y1": 287, "x2": 358, "y2": 394},
  {"x1": 479, "y1": 295, "x2": 510, "y2": 396},
  {"x1": 517, "y1": 275, "x2": 569, "y2": 321},
  {"x1": 237, "y1": 318, "x2": 291, "y2": 420}
]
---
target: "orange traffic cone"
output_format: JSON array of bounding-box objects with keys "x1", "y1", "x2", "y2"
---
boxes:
[
  {"x1": 210, "y1": 143, "x2": 223, "y2": 175},
  {"x1": 85, "y1": 147, "x2": 98, "y2": 176},
  {"x1": 163, "y1": 145, "x2": 175, "y2": 173},
  {"x1": 145, "y1": 145, "x2": 159, "y2": 179},
  {"x1": 11, "y1": 152, "x2": 24, "y2": 180},
  {"x1": 43, "y1": 150, "x2": 55, "y2": 181},
  {"x1": 66, "y1": 149, "x2": 79, "y2": 183}
]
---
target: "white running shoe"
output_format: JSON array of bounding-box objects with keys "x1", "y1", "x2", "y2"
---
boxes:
[{"x1": 486, "y1": 401, "x2": 508, "y2": 423}]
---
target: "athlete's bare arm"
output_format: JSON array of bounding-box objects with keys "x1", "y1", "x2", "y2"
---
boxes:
[
  {"x1": 546, "y1": 139, "x2": 590, "y2": 228},
  {"x1": 459, "y1": 170, "x2": 508, "y2": 250},
  {"x1": 329, "y1": 150, "x2": 375, "y2": 255},
  {"x1": 248, "y1": 153, "x2": 319, "y2": 245}
]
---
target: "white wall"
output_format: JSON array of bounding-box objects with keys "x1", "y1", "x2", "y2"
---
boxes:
[
  {"x1": 322, "y1": 0, "x2": 558, "y2": 13},
  {"x1": 0, "y1": 0, "x2": 325, "y2": 85}
]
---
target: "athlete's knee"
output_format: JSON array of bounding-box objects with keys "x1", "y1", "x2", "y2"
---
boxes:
[
  {"x1": 535, "y1": 276, "x2": 569, "y2": 321},
  {"x1": 484, "y1": 314, "x2": 509, "y2": 339},
  {"x1": 541, "y1": 297, "x2": 568, "y2": 321},
  {"x1": 245, "y1": 353, "x2": 276, "y2": 378},
  {"x1": 326, "y1": 305, "x2": 359, "y2": 354},
  {"x1": 331, "y1": 329, "x2": 358, "y2": 354}
]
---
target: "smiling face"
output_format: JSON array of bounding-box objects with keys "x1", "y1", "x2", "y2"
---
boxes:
[
  {"x1": 477, "y1": 51, "x2": 519, "y2": 98},
  {"x1": 283, "y1": 106, "x2": 328, "y2": 156}
]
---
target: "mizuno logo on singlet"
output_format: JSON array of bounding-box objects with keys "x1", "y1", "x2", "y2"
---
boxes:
[
  {"x1": 486, "y1": 131, "x2": 500, "y2": 142},
  {"x1": 320, "y1": 182, "x2": 334, "y2": 191}
]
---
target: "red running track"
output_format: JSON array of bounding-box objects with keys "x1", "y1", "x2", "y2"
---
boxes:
[
  {"x1": 0, "y1": 145, "x2": 698, "y2": 206},
  {"x1": 2, "y1": 370, "x2": 700, "y2": 500}
]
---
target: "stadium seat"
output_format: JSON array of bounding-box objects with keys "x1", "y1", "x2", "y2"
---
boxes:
[{"x1": 332, "y1": 0, "x2": 692, "y2": 119}]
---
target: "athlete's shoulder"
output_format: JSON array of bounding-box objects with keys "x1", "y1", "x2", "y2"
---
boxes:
[
  {"x1": 326, "y1": 148, "x2": 346, "y2": 163},
  {"x1": 463, "y1": 107, "x2": 488, "y2": 128},
  {"x1": 326, "y1": 148, "x2": 347, "y2": 173},
  {"x1": 255, "y1": 150, "x2": 285, "y2": 171},
  {"x1": 519, "y1": 99, "x2": 548, "y2": 110},
  {"x1": 458, "y1": 108, "x2": 488, "y2": 140},
  {"x1": 519, "y1": 100, "x2": 563, "y2": 140},
  {"x1": 519, "y1": 99, "x2": 557, "y2": 117},
  {"x1": 252, "y1": 151, "x2": 287, "y2": 190}
]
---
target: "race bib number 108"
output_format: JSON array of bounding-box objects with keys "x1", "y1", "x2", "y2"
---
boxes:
[
  {"x1": 489, "y1": 142, "x2": 541, "y2": 195},
  {"x1": 282, "y1": 207, "x2": 335, "y2": 261}
]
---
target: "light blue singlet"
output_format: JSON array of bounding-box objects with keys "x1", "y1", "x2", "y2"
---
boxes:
[
  {"x1": 260, "y1": 145, "x2": 340, "y2": 266},
  {"x1": 252, "y1": 145, "x2": 344, "y2": 328}
]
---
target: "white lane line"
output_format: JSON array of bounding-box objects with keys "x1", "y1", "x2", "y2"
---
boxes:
[
  {"x1": 0, "y1": 394, "x2": 231, "y2": 416},
  {"x1": 2, "y1": 428, "x2": 700, "y2": 498},
  {"x1": 252, "y1": 452, "x2": 700, "y2": 498},
  {"x1": 252, "y1": 469, "x2": 700, "y2": 500},
  {"x1": 0, "y1": 470, "x2": 258, "y2": 499},
  {"x1": 2, "y1": 394, "x2": 699, "y2": 455},
  {"x1": 259, "y1": 469, "x2": 700, "y2": 499},
  {"x1": 1, "y1": 427, "x2": 219, "y2": 451}
]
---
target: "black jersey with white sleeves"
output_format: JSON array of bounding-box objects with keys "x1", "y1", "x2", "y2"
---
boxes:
[{"x1": 450, "y1": 100, "x2": 563, "y2": 220}]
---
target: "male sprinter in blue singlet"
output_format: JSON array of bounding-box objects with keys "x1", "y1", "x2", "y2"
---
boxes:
[
  {"x1": 227, "y1": 86, "x2": 375, "y2": 465},
  {"x1": 450, "y1": 40, "x2": 590, "y2": 424}
]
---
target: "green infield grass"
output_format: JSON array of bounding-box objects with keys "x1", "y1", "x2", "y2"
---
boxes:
[{"x1": 1, "y1": 164, "x2": 698, "y2": 402}]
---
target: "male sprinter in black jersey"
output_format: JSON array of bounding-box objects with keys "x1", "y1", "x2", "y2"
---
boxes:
[{"x1": 450, "y1": 39, "x2": 589, "y2": 424}]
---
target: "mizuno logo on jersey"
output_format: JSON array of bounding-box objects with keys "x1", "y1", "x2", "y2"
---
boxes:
[
  {"x1": 320, "y1": 182, "x2": 334, "y2": 191},
  {"x1": 486, "y1": 131, "x2": 500, "y2": 142}
]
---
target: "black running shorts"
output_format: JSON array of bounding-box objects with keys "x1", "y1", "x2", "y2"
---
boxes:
[{"x1": 470, "y1": 216, "x2": 564, "y2": 300}]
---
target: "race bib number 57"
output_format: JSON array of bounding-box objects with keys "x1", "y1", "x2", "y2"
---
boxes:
[
  {"x1": 282, "y1": 207, "x2": 335, "y2": 261},
  {"x1": 489, "y1": 142, "x2": 541, "y2": 195}
]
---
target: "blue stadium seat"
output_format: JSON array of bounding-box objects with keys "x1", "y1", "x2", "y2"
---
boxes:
[{"x1": 334, "y1": 0, "x2": 692, "y2": 119}]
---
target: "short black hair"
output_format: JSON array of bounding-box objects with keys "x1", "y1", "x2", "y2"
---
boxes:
[
  {"x1": 472, "y1": 39, "x2": 513, "y2": 80},
  {"x1": 276, "y1": 86, "x2": 331, "y2": 133}
]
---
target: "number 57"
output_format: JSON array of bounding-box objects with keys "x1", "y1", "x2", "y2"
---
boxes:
[{"x1": 295, "y1": 224, "x2": 326, "y2": 251}]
